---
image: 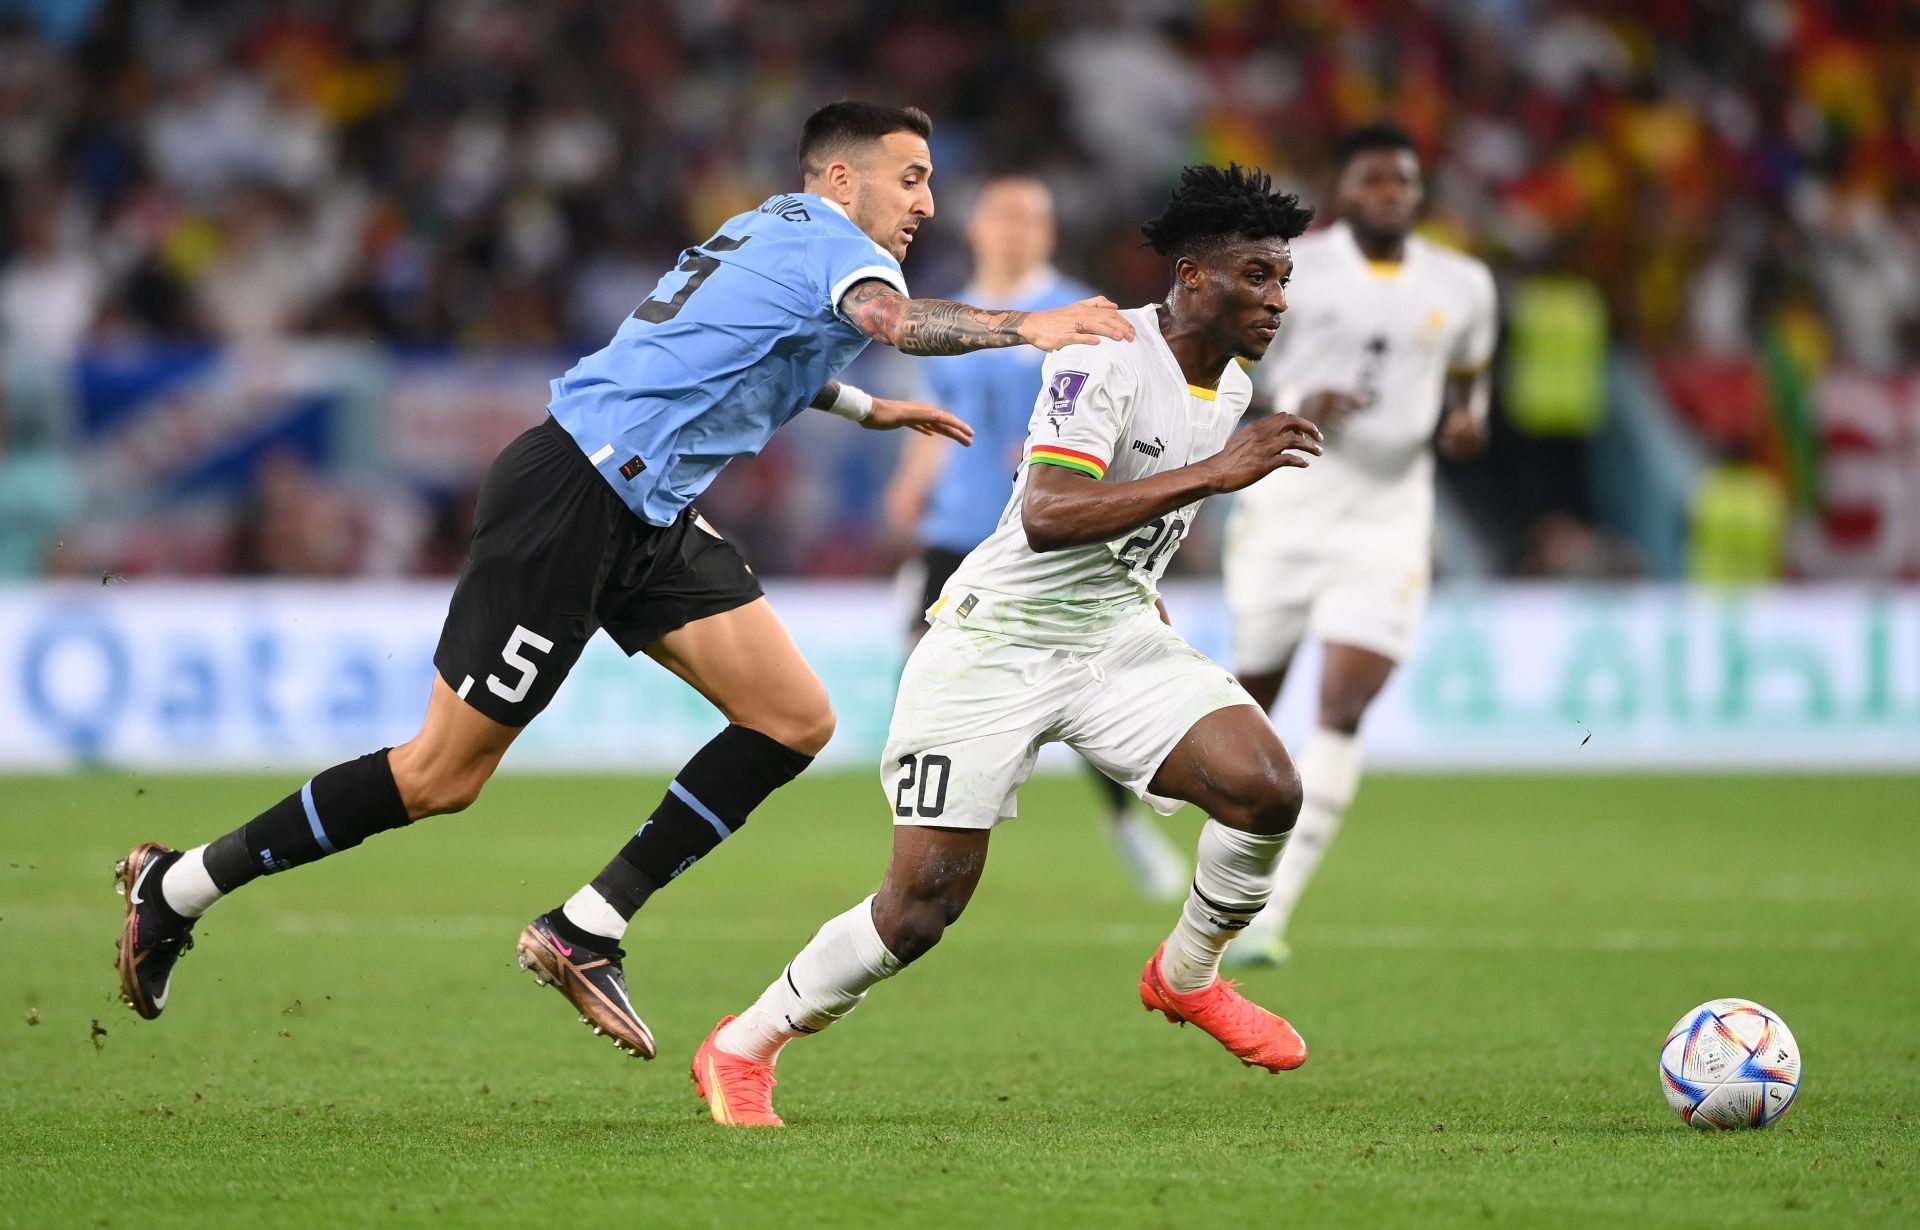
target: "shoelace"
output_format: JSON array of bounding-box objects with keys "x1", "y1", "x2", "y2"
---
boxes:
[
  {"x1": 1188, "y1": 977, "x2": 1267, "y2": 1031},
  {"x1": 141, "y1": 907, "x2": 195, "y2": 954},
  {"x1": 725, "y1": 1060, "x2": 779, "y2": 1116},
  {"x1": 155, "y1": 925, "x2": 194, "y2": 954}
]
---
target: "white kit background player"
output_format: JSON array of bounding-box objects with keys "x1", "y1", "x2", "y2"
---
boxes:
[
  {"x1": 1225, "y1": 123, "x2": 1498, "y2": 967},
  {"x1": 689, "y1": 166, "x2": 1327, "y2": 1126}
]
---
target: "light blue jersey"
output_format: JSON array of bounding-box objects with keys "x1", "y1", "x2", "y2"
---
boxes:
[
  {"x1": 548, "y1": 193, "x2": 906, "y2": 525},
  {"x1": 917, "y1": 269, "x2": 1093, "y2": 552}
]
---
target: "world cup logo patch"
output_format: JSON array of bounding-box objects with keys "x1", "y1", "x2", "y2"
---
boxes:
[{"x1": 1047, "y1": 370, "x2": 1089, "y2": 417}]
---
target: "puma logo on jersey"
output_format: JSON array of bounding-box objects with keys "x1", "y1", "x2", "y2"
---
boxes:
[{"x1": 1130, "y1": 436, "x2": 1165, "y2": 458}]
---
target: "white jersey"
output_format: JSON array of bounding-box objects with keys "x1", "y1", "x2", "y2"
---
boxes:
[
  {"x1": 1233, "y1": 222, "x2": 1496, "y2": 541},
  {"x1": 933, "y1": 303, "x2": 1252, "y2": 647}
]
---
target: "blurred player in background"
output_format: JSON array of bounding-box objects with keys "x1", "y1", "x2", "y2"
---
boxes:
[
  {"x1": 113, "y1": 102, "x2": 1135, "y2": 1062},
  {"x1": 693, "y1": 166, "x2": 1325, "y2": 1126},
  {"x1": 883, "y1": 174, "x2": 1189, "y2": 900},
  {"x1": 1223, "y1": 123, "x2": 1498, "y2": 967}
]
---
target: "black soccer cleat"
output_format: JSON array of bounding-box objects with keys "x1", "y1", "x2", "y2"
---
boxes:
[
  {"x1": 114, "y1": 842, "x2": 197, "y2": 1020},
  {"x1": 515, "y1": 912, "x2": 656, "y2": 1060}
]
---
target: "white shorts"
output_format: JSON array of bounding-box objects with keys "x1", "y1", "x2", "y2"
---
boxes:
[
  {"x1": 1224, "y1": 537, "x2": 1430, "y2": 673},
  {"x1": 882, "y1": 611, "x2": 1260, "y2": 830}
]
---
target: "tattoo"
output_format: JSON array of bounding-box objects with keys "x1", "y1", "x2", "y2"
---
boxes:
[
  {"x1": 810, "y1": 381, "x2": 842, "y2": 410},
  {"x1": 841, "y1": 280, "x2": 1028, "y2": 355}
]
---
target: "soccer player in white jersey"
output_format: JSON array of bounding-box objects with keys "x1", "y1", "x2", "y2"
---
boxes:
[
  {"x1": 1223, "y1": 123, "x2": 1498, "y2": 967},
  {"x1": 688, "y1": 165, "x2": 1327, "y2": 1126},
  {"x1": 882, "y1": 174, "x2": 1191, "y2": 900}
]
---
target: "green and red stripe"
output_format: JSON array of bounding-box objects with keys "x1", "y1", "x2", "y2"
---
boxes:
[{"x1": 1030, "y1": 445, "x2": 1107, "y2": 479}]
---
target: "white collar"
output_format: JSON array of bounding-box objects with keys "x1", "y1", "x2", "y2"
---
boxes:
[
  {"x1": 1139, "y1": 303, "x2": 1234, "y2": 401},
  {"x1": 1333, "y1": 219, "x2": 1419, "y2": 273},
  {"x1": 811, "y1": 193, "x2": 850, "y2": 219}
]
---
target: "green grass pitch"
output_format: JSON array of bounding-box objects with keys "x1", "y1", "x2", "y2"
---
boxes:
[{"x1": 2, "y1": 770, "x2": 1916, "y2": 1228}]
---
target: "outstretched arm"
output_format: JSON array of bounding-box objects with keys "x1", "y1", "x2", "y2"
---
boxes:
[
  {"x1": 810, "y1": 380, "x2": 973, "y2": 444},
  {"x1": 1021, "y1": 414, "x2": 1323, "y2": 552},
  {"x1": 839, "y1": 281, "x2": 1136, "y2": 356}
]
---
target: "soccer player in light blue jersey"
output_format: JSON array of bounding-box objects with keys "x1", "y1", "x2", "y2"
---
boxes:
[
  {"x1": 114, "y1": 103, "x2": 1133, "y2": 1065},
  {"x1": 883, "y1": 175, "x2": 1190, "y2": 900}
]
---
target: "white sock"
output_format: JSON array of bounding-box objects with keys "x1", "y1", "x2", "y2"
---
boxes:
[
  {"x1": 561, "y1": 885, "x2": 628, "y2": 942},
  {"x1": 1240, "y1": 728, "x2": 1362, "y2": 948},
  {"x1": 716, "y1": 895, "x2": 903, "y2": 1063},
  {"x1": 158, "y1": 846, "x2": 222, "y2": 918},
  {"x1": 1161, "y1": 819, "x2": 1288, "y2": 992}
]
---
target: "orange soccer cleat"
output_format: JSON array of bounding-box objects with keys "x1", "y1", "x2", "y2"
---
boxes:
[
  {"x1": 1139, "y1": 942, "x2": 1308, "y2": 1072},
  {"x1": 691, "y1": 1016, "x2": 784, "y2": 1127}
]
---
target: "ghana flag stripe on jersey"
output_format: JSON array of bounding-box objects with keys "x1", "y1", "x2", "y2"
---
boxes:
[{"x1": 1029, "y1": 444, "x2": 1107, "y2": 479}]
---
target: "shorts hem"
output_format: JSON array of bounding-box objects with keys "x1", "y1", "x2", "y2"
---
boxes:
[
  {"x1": 889, "y1": 812, "x2": 1007, "y2": 831},
  {"x1": 433, "y1": 661, "x2": 539, "y2": 729},
  {"x1": 602, "y1": 584, "x2": 764, "y2": 655}
]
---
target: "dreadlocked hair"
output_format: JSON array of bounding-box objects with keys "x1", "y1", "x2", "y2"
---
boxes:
[{"x1": 1139, "y1": 163, "x2": 1314, "y2": 262}]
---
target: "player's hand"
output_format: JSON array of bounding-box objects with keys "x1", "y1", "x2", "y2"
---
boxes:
[
  {"x1": 1203, "y1": 413, "x2": 1323, "y2": 493},
  {"x1": 1437, "y1": 406, "x2": 1487, "y2": 460},
  {"x1": 1297, "y1": 389, "x2": 1365, "y2": 435},
  {"x1": 862, "y1": 397, "x2": 975, "y2": 445},
  {"x1": 1018, "y1": 297, "x2": 1136, "y2": 351}
]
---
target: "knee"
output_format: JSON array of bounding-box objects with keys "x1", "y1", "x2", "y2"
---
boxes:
[
  {"x1": 787, "y1": 701, "x2": 837, "y2": 758},
  {"x1": 872, "y1": 890, "x2": 962, "y2": 966},
  {"x1": 749, "y1": 696, "x2": 836, "y2": 758},
  {"x1": 1213, "y1": 756, "x2": 1303, "y2": 837},
  {"x1": 391, "y1": 747, "x2": 492, "y2": 818}
]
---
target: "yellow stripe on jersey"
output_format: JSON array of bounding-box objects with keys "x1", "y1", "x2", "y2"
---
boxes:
[
  {"x1": 1366, "y1": 260, "x2": 1404, "y2": 279},
  {"x1": 1186, "y1": 384, "x2": 1217, "y2": 400},
  {"x1": 1029, "y1": 445, "x2": 1107, "y2": 479}
]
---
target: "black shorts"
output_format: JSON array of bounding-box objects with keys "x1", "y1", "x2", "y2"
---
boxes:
[
  {"x1": 434, "y1": 416, "x2": 763, "y2": 726},
  {"x1": 912, "y1": 546, "x2": 969, "y2": 633}
]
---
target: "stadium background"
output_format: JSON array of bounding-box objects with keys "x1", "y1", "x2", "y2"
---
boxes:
[{"x1": 1, "y1": 0, "x2": 1916, "y2": 770}]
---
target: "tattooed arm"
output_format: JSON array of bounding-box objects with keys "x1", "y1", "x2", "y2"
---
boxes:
[{"x1": 838, "y1": 280, "x2": 1136, "y2": 355}]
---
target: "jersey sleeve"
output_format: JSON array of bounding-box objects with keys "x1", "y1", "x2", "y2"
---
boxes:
[
  {"x1": 816, "y1": 230, "x2": 909, "y2": 321},
  {"x1": 1024, "y1": 346, "x2": 1134, "y2": 480},
  {"x1": 1450, "y1": 261, "x2": 1499, "y2": 376}
]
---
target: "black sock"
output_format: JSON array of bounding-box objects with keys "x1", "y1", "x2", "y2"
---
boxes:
[
  {"x1": 586, "y1": 725, "x2": 813, "y2": 919},
  {"x1": 1089, "y1": 762, "x2": 1132, "y2": 815},
  {"x1": 202, "y1": 749, "x2": 411, "y2": 892}
]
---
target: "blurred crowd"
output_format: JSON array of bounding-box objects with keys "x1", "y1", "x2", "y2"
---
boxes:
[{"x1": 1, "y1": 0, "x2": 1916, "y2": 580}]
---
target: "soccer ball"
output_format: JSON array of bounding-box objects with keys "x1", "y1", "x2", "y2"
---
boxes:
[{"x1": 1659, "y1": 997, "x2": 1801, "y2": 1129}]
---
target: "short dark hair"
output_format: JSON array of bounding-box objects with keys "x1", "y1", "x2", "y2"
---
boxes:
[
  {"x1": 798, "y1": 101, "x2": 933, "y2": 179},
  {"x1": 1335, "y1": 121, "x2": 1418, "y2": 169},
  {"x1": 1140, "y1": 163, "x2": 1314, "y2": 262}
]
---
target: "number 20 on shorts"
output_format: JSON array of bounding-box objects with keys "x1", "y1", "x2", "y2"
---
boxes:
[{"x1": 893, "y1": 754, "x2": 951, "y2": 820}]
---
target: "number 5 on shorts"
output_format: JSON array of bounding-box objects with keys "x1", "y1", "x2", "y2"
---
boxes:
[
  {"x1": 488, "y1": 625, "x2": 554, "y2": 704},
  {"x1": 893, "y1": 753, "x2": 951, "y2": 820}
]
